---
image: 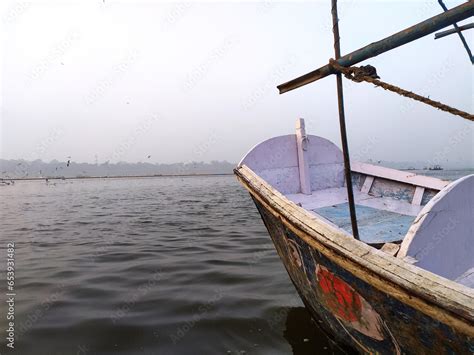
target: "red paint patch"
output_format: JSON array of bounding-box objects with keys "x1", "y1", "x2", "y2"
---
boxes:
[{"x1": 317, "y1": 266, "x2": 362, "y2": 322}]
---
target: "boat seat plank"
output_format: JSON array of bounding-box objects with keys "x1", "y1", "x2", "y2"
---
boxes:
[
  {"x1": 286, "y1": 187, "x2": 423, "y2": 216},
  {"x1": 361, "y1": 175, "x2": 374, "y2": 194},
  {"x1": 351, "y1": 161, "x2": 449, "y2": 190},
  {"x1": 313, "y1": 203, "x2": 416, "y2": 244},
  {"x1": 412, "y1": 186, "x2": 425, "y2": 205}
]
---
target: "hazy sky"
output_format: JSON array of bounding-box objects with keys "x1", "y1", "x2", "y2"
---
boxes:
[{"x1": 1, "y1": 0, "x2": 473, "y2": 167}]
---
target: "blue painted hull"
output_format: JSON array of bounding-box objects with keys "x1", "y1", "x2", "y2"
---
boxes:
[{"x1": 252, "y1": 197, "x2": 473, "y2": 354}]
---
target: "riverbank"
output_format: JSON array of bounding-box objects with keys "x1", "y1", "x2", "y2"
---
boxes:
[{"x1": 2, "y1": 173, "x2": 235, "y2": 182}]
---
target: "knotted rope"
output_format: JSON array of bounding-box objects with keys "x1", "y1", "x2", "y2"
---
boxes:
[{"x1": 329, "y1": 59, "x2": 473, "y2": 122}]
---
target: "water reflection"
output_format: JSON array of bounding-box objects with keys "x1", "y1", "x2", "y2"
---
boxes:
[{"x1": 284, "y1": 307, "x2": 354, "y2": 355}]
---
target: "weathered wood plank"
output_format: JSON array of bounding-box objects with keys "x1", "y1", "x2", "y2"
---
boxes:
[
  {"x1": 295, "y1": 118, "x2": 311, "y2": 194},
  {"x1": 381, "y1": 242, "x2": 400, "y2": 256},
  {"x1": 412, "y1": 186, "x2": 425, "y2": 205},
  {"x1": 286, "y1": 187, "x2": 422, "y2": 216},
  {"x1": 351, "y1": 161, "x2": 449, "y2": 191},
  {"x1": 361, "y1": 175, "x2": 374, "y2": 194}
]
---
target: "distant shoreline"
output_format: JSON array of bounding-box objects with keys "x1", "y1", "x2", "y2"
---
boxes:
[
  {"x1": 3, "y1": 169, "x2": 472, "y2": 182},
  {"x1": 3, "y1": 173, "x2": 235, "y2": 181}
]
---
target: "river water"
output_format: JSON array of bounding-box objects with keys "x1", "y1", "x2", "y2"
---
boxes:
[{"x1": 0, "y1": 171, "x2": 471, "y2": 354}]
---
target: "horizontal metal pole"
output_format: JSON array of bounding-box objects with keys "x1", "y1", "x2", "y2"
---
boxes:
[
  {"x1": 435, "y1": 23, "x2": 474, "y2": 39},
  {"x1": 278, "y1": 1, "x2": 474, "y2": 94}
]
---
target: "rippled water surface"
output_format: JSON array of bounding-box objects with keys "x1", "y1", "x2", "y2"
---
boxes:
[{"x1": 0, "y1": 176, "x2": 350, "y2": 355}]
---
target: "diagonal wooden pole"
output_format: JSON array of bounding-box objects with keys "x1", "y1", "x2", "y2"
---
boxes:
[
  {"x1": 331, "y1": 0, "x2": 359, "y2": 240},
  {"x1": 437, "y1": 0, "x2": 473, "y2": 64}
]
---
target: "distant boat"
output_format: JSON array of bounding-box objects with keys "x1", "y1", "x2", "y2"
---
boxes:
[
  {"x1": 235, "y1": 119, "x2": 473, "y2": 353},
  {"x1": 428, "y1": 165, "x2": 444, "y2": 171}
]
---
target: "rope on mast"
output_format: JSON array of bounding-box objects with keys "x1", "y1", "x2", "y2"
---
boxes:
[{"x1": 329, "y1": 59, "x2": 474, "y2": 122}]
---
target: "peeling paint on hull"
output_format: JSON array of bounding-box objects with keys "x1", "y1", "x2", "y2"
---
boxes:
[{"x1": 252, "y1": 198, "x2": 473, "y2": 354}]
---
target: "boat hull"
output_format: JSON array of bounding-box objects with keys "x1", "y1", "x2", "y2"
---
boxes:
[{"x1": 251, "y1": 197, "x2": 473, "y2": 354}]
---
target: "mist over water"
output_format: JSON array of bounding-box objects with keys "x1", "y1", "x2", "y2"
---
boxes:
[{"x1": 0, "y1": 175, "x2": 348, "y2": 355}]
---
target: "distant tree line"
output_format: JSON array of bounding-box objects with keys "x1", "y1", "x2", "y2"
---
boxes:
[{"x1": 0, "y1": 159, "x2": 235, "y2": 179}]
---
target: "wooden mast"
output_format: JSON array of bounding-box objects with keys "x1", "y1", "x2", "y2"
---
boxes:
[{"x1": 331, "y1": 0, "x2": 359, "y2": 240}]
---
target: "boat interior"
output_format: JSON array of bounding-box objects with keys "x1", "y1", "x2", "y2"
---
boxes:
[{"x1": 239, "y1": 119, "x2": 473, "y2": 288}]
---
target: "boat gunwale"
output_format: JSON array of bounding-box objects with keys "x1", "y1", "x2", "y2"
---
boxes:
[{"x1": 235, "y1": 164, "x2": 474, "y2": 335}]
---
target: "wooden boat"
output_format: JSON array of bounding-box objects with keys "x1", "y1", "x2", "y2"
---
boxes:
[{"x1": 234, "y1": 119, "x2": 473, "y2": 353}]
